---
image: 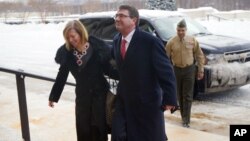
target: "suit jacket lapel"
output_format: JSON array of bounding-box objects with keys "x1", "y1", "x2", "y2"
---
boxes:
[
  {"x1": 115, "y1": 28, "x2": 140, "y2": 67},
  {"x1": 116, "y1": 36, "x2": 123, "y2": 63},
  {"x1": 113, "y1": 35, "x2": 123, "y2": 68},
  {"x1": 124, "y1": 30, "x2": 139, "y2": 58}
]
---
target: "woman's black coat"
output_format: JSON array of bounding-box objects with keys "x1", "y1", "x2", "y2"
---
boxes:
[{"x1": 49, "y1": 36, "x2": 116, "y2": 140}]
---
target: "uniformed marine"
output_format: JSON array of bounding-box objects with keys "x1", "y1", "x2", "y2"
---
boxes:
[{"x1": 165, "y1": 19, "x2": 205, "y2": 128}]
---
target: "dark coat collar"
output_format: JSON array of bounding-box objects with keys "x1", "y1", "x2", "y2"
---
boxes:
[
  {"x1": 115, "y1": 27, "x2": 140, "y2": 66},
  {"x1": 55, "y1": 35, "x2": 110, "y2": 66}
]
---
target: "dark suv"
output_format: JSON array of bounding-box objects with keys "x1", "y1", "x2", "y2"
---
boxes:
[{"x1": 79, "y1": 9, "x2": 250, "y2": 95}]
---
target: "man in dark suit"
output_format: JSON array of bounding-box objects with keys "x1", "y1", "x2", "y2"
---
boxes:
[{"x1": 111, "y1": 5, "x2": 178, "y2": 141}]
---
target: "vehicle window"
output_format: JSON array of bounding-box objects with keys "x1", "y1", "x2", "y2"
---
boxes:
[
  {"x1": 80, "y1": 18, "x2": 98, "y2": 36},
  {"x1": 153, "y1": 16, "x2": 211, "y2": 41},
  {"x1": 98, "y1": 18, "x2": 117, "y2": 40},
  {"x1": 80, "y1": 18, "x2": 117, "y2": 41},
  {"x1": 139, "y1": 19, "x2": 155, "y2": 34}
]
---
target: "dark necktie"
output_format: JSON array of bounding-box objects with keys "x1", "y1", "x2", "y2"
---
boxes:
[{"x1": 121, "y1": 39, "x2": 126, "y2": 59}]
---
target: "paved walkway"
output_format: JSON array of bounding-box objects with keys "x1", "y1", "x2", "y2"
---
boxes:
[
  {"x1": 165, "y1": 123, "x2": 228, "y2": 141},
  {"x1": 0, "y1": 73, "x2": 228, "y2": 141}
]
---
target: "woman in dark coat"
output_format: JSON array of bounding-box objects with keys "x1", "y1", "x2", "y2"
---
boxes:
[{"x1": 48, "y1": 20, "x2": 117, "y2": 141}]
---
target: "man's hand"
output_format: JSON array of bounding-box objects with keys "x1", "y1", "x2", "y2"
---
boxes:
[
  {"x1": 162, "y1": 105, "x2": 179, "y2": 113},
  {"x1": 48, "y1": 101, "x2": 55, "y2": 108},
  {"x1": 197, "y1": 72, "x2": 204, "y2": 80}
]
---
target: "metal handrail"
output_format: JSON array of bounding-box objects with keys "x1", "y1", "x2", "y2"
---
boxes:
[
  {"x1": 0, "y1": 67, "x2": 75, "y2": 86},
  {"x1": 0, "y1": 66, "x2": 118, "y2": 141},
  {"x1": 206, "y1": 14, "x2": 230, "y2": 21},
  {"x1": 0, "y1": 66, "x2": 75, "y2": 141}
]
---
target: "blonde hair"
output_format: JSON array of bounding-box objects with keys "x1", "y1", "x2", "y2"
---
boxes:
[{"x1": 63, "y1": 20, "x2": 89, "y2": 50}]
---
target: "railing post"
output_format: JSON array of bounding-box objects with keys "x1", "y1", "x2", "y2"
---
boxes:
[{"x1": 16, "y1": 74, "x2": 30, "y2": 141}]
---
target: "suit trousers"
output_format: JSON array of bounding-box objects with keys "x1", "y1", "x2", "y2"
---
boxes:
[{"x1": 174, "y1": 64, "x2": 195, "y2": 124}]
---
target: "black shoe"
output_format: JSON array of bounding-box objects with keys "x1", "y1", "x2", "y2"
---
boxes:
[{"x1": 182, "y1": 123, "x2": 190, "y2": 128}]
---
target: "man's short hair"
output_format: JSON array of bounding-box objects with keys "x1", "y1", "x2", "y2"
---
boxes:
[
  {"x1": 119, "y1": 5, "x2": 139, "y2": 25},
  {"x1": 177, "y1": 19, "x2": 187, "y2": 28}
]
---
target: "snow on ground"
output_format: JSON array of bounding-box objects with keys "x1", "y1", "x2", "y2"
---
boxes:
[{"x1": 0, "y1": 22, "x2": 75, "y2": 82}]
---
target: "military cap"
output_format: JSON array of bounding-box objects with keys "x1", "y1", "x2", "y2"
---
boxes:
[{"x1": 177, "y1": 19, "x2": 187, "y2": 28}]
